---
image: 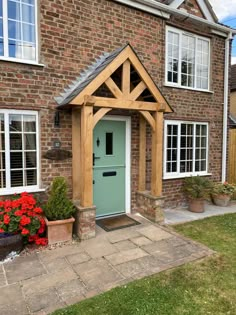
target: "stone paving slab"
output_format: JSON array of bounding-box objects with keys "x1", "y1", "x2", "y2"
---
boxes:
[
  {"x1": 22, "y1": 267, "x2": 78, "y2": 296},
  {"x1": 73, "y1": 257, "x2": 124, "y2": 289},
  {"x1": 0, "y1": 214, "x2": 214, "y2": 314},
  {"x1": 105, "y1": 248, "x2": 148, "y2": 266},
  {"x1": 4, "y1": 254, "x2": 46, "y2": 284},
  {"x1": 25, "y1": 288, "x2": 63, "y2": 313},
  {"x1": 80, "y1": 237, "x2": 118, "y2": 258}
]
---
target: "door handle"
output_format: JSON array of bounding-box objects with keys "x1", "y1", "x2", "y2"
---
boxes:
[{"x1": 93, "y1": 153, "x2": 100, "y2": 166}]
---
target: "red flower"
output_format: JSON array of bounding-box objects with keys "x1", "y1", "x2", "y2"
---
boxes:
[
  {"x1": 38, "y1": 226, "x2": 45, "y2": 234},
  {"x1": 28, "y1": 234, "x2": 39, "y2": 242},
  {"x1": 35, "y1": 238, "x2": 48, "y2": 246},
  {"x1": 3, "y1": 214, "x2": 10, "y2": 225},
  {"x1": 21, "y1": 228, "x2": 30, "y2": 235},
  {"x1": 14, "y1": 210, "x2": 23, "y2": 216},
  {"x1": 34, "y1": 207, "x2": 43, "y2": 214},
  {"x1": 20, "y1": 215, "x2": 31, "y2": 226},
  {"x1": 0, "y1": 228, "x2": 4, "y2": 233}
]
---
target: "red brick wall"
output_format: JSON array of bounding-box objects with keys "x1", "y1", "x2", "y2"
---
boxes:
[{"x1": 0, "y1": 0, "x2": 226, "y2": 208}]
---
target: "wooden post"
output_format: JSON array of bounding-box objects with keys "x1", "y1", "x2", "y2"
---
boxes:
[
  {"x1": 139, "y1": 115, "x2": 146, "y2": 191},
  {"x1": 80, "y1": 104, "x2": 94, "y2": 207},
  {"x1": 72, "y1": 109, "x2": 81, "y2": 201},
  {"x1": 151, "y1": 112, "x2": 163, "y2": 196}
]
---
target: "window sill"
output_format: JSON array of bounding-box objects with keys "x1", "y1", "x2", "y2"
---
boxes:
[
  {"x1": 0, "y1": 57, "x2": 45, "y2": 67},
  {"x1": 163, "y1": 83, "x2": 214, "y2": 94},
  {"x1": 0, "y1": 187, "x2": 45, "y2": 196},
  {"x1": 163, "y1": 173, "x2": 212, "y2": 180}
]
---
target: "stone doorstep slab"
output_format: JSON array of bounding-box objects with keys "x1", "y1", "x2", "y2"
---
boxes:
[
  {"x1": 137, "y1": 225, "x2": 173, "y2": 242},
  {"x1": 105, "y1": 248, "x2": 149, "y2": 266}
]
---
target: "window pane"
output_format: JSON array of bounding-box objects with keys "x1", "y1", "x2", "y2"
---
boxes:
[
  {"x1": 9, "y1": 39, "x2": 22, "y2": 58},
  {"x1": 24, "y1": 134, "x2": 36, "y2": 150},
  {"x1": 0, "y1": 0, "x2": 2, "y2": 16},
  {"x1": 11, "y1": 170, "x2": 23, "y2": 187},
  {"x1": 10, "y1": 152, "x2": 23, "y2": 168},
  {"x1": 23, "y1": 115, "x2": 36, "y2": 131},
  {"x1": 25, "y1": 151, "x2": 36, "y2": 168},
  {"x1": 167, "y1": 31, "x2": 179, "y2": 84},
  {"x1": 106, "y1": 133, "x2": 113, "y2": 155},
  {"x1": 9, "y1": 114, "x2": 22, "y2": 131},
  {"x1": 22, "y1": 23, "x2": 35, "y2": 42},
  {"x1": 8, "y1": 1, "x2": 21, "y2": 20},
  {"x1": 0, "y1": 113, "x2": 5, "y2": 188},
  {"x1": 10, "y1": 133, "x2": 22, "y2": 150},
  {"x1": 25, "y1": 169, "x2": 36, "y2": 185},
  {"x1": 166, "y1": 124, "x2": 178, "y2": 173},
  {"x1": 196, "y1": 39, "x2": 209, "y2": 89},
  {"x1": 8, "y1": 20, "x2": 21, "y2": 40},
  {"x1": 181, "y1": 35, "x2": 195, "y2": 88},
  {"x1": 22, "y1": 3, "x2": 35, "y2": 23}
]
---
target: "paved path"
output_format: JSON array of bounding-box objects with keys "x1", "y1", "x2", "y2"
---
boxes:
[
  {"x1": 164, "y1": 202, "x2": 236, "y2": 225},
  {"x1": 0, "y1": 214, "x2": 213, "y2": 315}
]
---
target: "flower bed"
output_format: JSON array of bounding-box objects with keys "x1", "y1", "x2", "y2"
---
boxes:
[{"x1": 0, "y1": 193, "x2": 48, "y2": 252}]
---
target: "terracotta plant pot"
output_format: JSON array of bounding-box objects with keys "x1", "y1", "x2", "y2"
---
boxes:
[
  {"x1": 212, "y1": 194, "x2": 231, "y2": 207},
  {"x1": 45, "y1": 217, "x2": 75, "y2": 245},
  {"x1": 188, "y1": 198, "x2": 205, "y2": 213},
  {"x1": 0, "y1": 233, "x2": 23, "y2": 261}
]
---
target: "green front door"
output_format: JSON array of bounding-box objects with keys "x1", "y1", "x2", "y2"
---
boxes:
[{"x1": 93, "y1": 119, "x2": 126, "y2": 217}]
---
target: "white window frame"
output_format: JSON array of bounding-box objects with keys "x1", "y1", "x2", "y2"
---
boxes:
[
  {"x1": 0, "y1": 109, "x2": 41, "y2": 195},
  {"x1": 165, "y1": 26, "x2": 211, "y2": 92},
  {"x1": 163, "y1": 120, "x2": 210, "y2": 179},
  {"x1": 0, "y1": 0, "x2": 39, "y2": 64}
]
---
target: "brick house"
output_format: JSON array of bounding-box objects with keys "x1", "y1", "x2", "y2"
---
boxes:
[{"x1": 0, "y1": 0, "x2": 235, "y2": 239}]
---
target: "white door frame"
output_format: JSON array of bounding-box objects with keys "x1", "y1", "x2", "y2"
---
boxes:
[{"x1": 97, "y1": 115, "x2": 131, "y2": 214}]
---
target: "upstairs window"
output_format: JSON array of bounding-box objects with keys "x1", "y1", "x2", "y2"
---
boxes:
[
  {"x1": 164, "y1": 120, "x2": 209, "y2": 178},
  {"x1": 0, "y1": 0, "x2": 37, "y2": 63},
  {"x1": 166, "y1": 26, "x2": 210, "y2": 91}
]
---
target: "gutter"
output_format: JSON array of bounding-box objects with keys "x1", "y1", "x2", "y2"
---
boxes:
[{"x1": 113, "y1": 0, "x2": 234, "y2": 34}]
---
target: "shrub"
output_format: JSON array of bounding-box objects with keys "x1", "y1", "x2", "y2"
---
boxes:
[
  {"x1": 0, "y1": 192, "x2": 47, "y2": 245},
  {"x1": 212, "y1": 182, "x2": 236, "y2": 196},
  {"x1": 183, "y1": 176, "x2": 213, "y2": 199},
  {"x1": 44, "y1": 177, "x2": 75, "y2": 221}
]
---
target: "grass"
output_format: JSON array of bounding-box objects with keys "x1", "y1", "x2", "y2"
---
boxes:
[{"x1": 52, "y1": 213, "x2": 236, "y2": 315}]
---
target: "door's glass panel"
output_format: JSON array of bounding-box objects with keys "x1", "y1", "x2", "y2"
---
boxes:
[{"x1": 106, "y1": 132, "x2": 113, "y2": 155}]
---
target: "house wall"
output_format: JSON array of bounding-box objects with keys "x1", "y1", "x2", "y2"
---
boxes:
[{"x1": 0, "y1": 0, "x2": 226, "y2": 208}]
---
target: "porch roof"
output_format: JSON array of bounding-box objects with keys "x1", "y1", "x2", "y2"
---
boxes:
[{"x1": 55, "y1": 43, "x2": 172, "y2": 113}]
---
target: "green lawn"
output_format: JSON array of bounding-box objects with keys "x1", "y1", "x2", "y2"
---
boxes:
[{"x1": 52, "y1": 213, "x2": 236, "y2": 315}]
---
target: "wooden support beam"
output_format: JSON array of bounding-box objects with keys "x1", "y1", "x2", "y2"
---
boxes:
[
  {"x1": 83, "y1": 96, "x2": 158, "y2": 111},
  {"x1": 70, "y1": 47, "x2": 131, "y2": 105},
  {"x1": 151, "y1": 112, "x2": 163, "y2": 197},
  {"x1": 93, "y1": 108, "x2": 112, "y2": 128},
  {"x1": 105, "y1": 77, "x2": 123, "y2": 99},
  {"x1": 129, "y1": 81, "x2": 147, "y2": 101},
  {"x1": 139, "y1": 110, "x2": 156, "y2": 131},
  {"x1": 72, "y1": 109, "x2": 81, "y2": 200},
  {"x1": 122, "y1": 59, "x2": 131, "y2": 97},
  {"x1": 80, "y1": 105, "x2": 94, "y2": 207},
  {"x1": 139, "y1": 115, "x2": 146, "y2": 191}
]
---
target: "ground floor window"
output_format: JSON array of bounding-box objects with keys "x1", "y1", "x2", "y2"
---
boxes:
[
  {"x1": 0, "y1": 110, "x2": 39, "y2": 193},
  {"x1": 164, "y1": 120, "x2": 208, "y2": 178}
]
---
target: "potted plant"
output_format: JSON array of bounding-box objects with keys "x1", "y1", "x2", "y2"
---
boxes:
[
  {"x1": 0, "y1": 192, "x2": 47, "y2": 260},
  {"x1": 211, "y1": 182, "x2": 236, "y2": 207},
  {"x1": 44, "y1": 177, "x2": 75, "y2": 244},
  {"x1": 183, "y1": 176, "x2": 212, "y2": 213}
]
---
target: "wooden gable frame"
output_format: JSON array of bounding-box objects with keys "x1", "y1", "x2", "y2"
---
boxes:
[{"x1": 70, "y1": 44, "x2": 173, "y2": 209}]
